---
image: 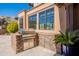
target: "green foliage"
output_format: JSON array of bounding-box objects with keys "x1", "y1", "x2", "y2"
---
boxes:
[
  {"x1": 54, "y1": 30, "x2": 79, "y2": 45},
  {"x1": 7, "y1": 21, "x2": 18, "y2": 33}
]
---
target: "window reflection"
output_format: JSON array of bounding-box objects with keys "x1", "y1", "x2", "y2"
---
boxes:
[
  {"x1": 39, "y1": 8, "x2": 54, "y2": 30},
  {"x1": 29, "y1": 14, "x2": 37, "y2": 29}
]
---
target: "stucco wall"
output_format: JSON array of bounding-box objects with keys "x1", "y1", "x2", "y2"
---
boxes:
[
  {"x1": 58, "y1": 4, "x2": 73, "y2": 32},
  {"x1": 58, "y1": 5, "x2": 67, "y2": 32},
  {"x1": 26, "y1": 4, "x2": 54, "y2": 30},
  {"x1": 26, "y1": 4, "x2": 60, "y2": 34},
  {"x1": 18, "y1": 10, "x2": 26, "y2": 30},
  {"x1": 73, "y1": 4, "x2": 79, "y2": 30}
]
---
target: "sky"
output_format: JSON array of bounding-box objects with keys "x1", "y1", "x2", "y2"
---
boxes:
[{"x1": 0, "y1": 3, "x2": 32, "y2": 17}]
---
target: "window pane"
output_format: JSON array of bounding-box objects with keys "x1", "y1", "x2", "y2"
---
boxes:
[
  {"x1": 39, "y1": 11, "x2": 46, "y2": 29},
  {"x1": 19, "y1": 17, "x2": 23, "y2": 29},
  {"x1": 39, "y1": 8, "x2": 54, "y2": 30},
  {"x1": 46, "y1": 8, "x2": 54, "y2": 30},
  {"x1": 29, "y1": 14, "x2": 37, "y2": 29}
]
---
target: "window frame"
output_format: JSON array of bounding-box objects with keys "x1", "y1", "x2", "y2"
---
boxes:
[
  {"x1": 28, "y1": 14, "x2": 37, "y2": 29},
  {"x1": 39, "y1": 7, "x2": 54, "y2": 30},
  {"x1": 28, "y1": 5, "x2": 55, "y2": 32},
  {"x1": 19, "y1": 16, "x2": 23, "y2": 29}
]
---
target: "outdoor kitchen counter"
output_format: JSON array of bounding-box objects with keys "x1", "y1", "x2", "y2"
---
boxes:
[{"x1": 22, "y1": 33, "x2": 39, "y2": 51}]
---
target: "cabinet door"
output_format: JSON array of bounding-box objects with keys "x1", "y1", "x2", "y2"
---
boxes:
[{"x1": 24, "y1": 40, "x2": 29, "y2": 50}]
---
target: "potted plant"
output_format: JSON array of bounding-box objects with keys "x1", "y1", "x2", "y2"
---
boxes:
[
  {"x1": 7, "y1": 21, "x2": 23, "y2": 53},
  {"x1": 54, "y1": 30, "x2": 79, "y2": 56}
]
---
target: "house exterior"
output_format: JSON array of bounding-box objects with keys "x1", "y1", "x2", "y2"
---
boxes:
[{"x1": 18, "y1": 3, "x2": 79, "y2": 54}]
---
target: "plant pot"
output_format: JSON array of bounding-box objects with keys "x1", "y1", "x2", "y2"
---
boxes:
[
  {"x1": 61, "y1": 45, "x2": 73, "y2": 56},
  {"x1": 62, "y1": 45, "x2": 70, "y2": 56},
  {"x1": 61, "y1": 44, "x2": 79, "y2": 56}
]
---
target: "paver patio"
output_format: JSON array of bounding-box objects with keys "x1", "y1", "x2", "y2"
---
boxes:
[{"x1": 0, "y1": 35, "x2": 58, "y2": 56}]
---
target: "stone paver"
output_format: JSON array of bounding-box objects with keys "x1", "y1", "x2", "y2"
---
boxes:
[{"x1": 0, "y1": 35, "x2": 57, "y2": 56}]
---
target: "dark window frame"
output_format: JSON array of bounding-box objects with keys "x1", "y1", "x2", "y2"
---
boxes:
[
  {"x1": 19, "y1": 16, "x2": 23, "y2": 29},
  {"x1": 39, "y1": 7, "x2": 54, "y2": 30},
  {"x1": 29, "y1": 14, "x2": 37, "y2": 29}
]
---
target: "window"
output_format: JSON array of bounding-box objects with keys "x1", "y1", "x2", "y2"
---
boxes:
[
  {"x1": 19, "y1": 17, "x2": 23, "y2": 29},
  {"x1": 29, "y1": 14, "x2": 37, "y2": 29},
  {"x1": 39, "y1": 11, "x2": 46, "y2": 30},
  {"x1": 46, "y1": 8, "x2": 54, "y2": 30},
  {"x1": 39, "y1": 8, "x2": 54, "y2": 30}
]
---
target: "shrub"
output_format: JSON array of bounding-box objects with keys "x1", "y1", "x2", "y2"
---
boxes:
[
  {"x1": 54, "y1": 30, "x2": 79, "y2": 45},
  {"x1": 7, "y1": 21, "x2": 18, "y2": 33}
]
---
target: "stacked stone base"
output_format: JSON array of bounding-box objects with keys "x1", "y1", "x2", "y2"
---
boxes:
[
  {"x1": 11, "y1": 33, "x2": 23, "y2": 54},
  {"x1": 11, "y1": 32, "x2": 61, "y2": 54},
  {"x1": 38, "y1": 33, "x2": 61, "y2": 54}
]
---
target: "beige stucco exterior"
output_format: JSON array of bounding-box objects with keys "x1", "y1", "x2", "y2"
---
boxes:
[
  {"x1": 17, "y1": 3, "x2": 79, "y2": 53},
  {"x1": 18, "y1": 3, "x2": 77, "y2": 33},
  {"x1": 17, "y1": 4, "x2": 62, "y2": 53},
  {"x1": 18, "y1": 10, "x2": 26, "y2": 30},
  {"x1": 24, "y1": 4, "x2": 60, "y2": 34}
]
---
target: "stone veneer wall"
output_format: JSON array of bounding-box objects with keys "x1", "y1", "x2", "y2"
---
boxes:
[
  {"x1": 11, "y1": 33, "x2": 24, "y2": 54},
  {"x1": 38, "y1": 33, "x2": 56, "y2": 51},
  {"x1": 38, "y1": 33, "x2": 61, "y2": 54},
  {"x1": 11, "y1": 32, "x2": 61, "y2": 54}
]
